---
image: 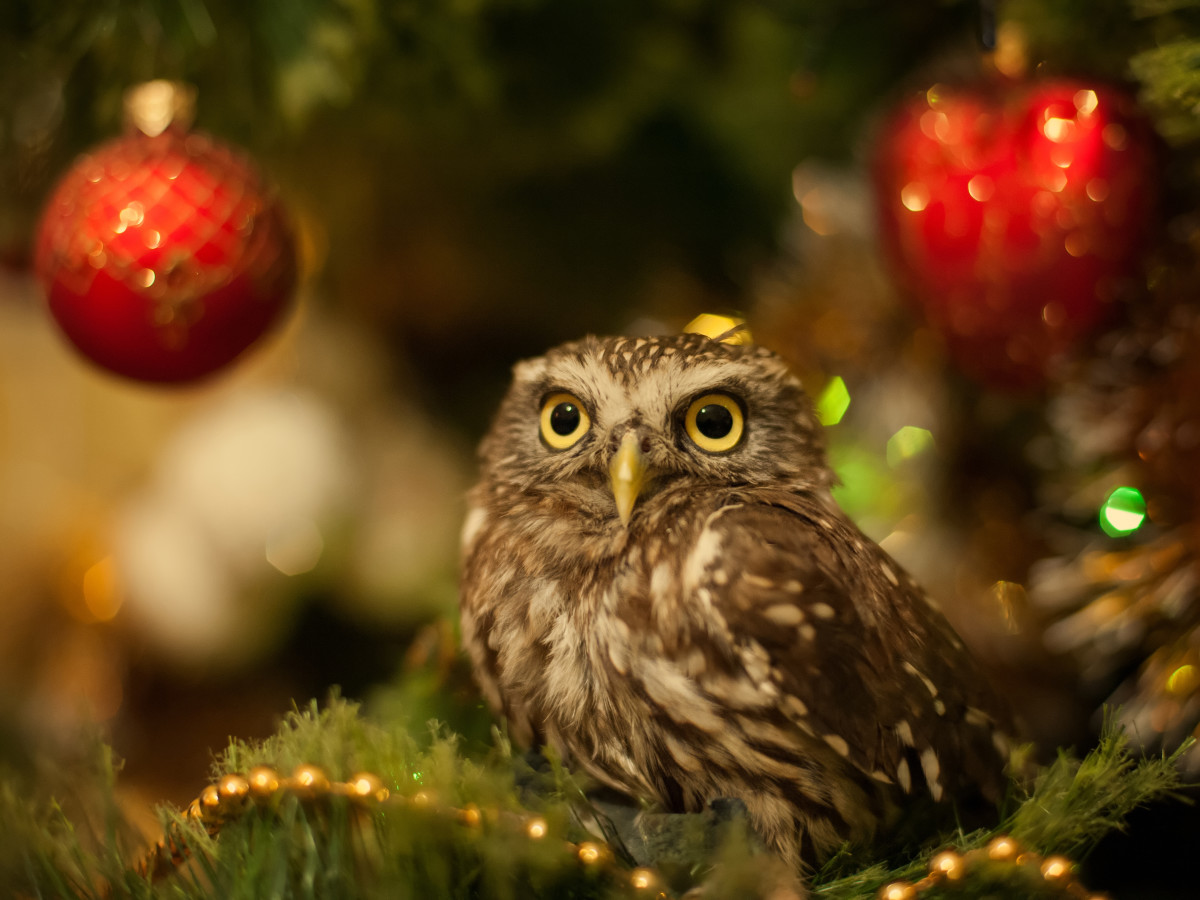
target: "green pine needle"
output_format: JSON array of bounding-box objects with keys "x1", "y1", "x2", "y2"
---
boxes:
[
  {"x1": 0, "y1": 700, "x2": 1193, "y2": 899},
  {"x1": 1006, "y1": 716, "x2": 1194, "y2": 859},
  {"x1": 812, "y1": 717, "x2": 1193, "y2": 899}
]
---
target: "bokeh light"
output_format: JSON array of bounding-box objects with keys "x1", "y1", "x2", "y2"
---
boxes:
[
  {"x1": 1099, "y1": 486, "x2": 1147, "y2": 537},
  {"x1": 886, "y1": 425, "x2": 934, "y2": 467},
  {"x1": 816, "y1": 376, "x2": 851, "y2": 426}
]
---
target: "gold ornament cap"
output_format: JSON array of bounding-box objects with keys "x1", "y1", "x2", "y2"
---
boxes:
[{"x1": 124, "y1": 80, "x2": 197, "y2": 137}]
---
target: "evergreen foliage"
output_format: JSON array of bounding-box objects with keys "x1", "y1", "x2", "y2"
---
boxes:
[
  {"x1": 0, "y1": 697, "x2": 1190, "y2": 899},
  {"x1": 5, "y1": 2, "x2": 1200, "y2": 897}
]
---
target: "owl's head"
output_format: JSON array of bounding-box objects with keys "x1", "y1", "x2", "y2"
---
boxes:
[{"x1": 477, "y1": 333, "x2": 832, "y2": 527}]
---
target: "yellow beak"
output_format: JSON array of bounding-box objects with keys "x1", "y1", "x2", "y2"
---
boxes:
[{"x1": 609, "y1": 431, "x2": 648, "y2": 527}]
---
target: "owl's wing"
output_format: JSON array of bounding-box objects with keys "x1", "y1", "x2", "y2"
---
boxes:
[{"x1": 688, "y1": 493, "x2": 1010, "y2": 805}]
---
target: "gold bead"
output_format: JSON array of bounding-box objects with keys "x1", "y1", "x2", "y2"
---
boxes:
[
  {"x1": 577, "y1": 841, "x2": 605, "y2": 865},
  {"x1": 347, "y1": 772, "x2": 388, "y2": 802},
  {"x1": 930, "y1": 850, "x2": 964, "y2": 881},
  {"x1": 987, "y1": 836, "x2": 1019, "y2": 862},
  {"x1": 248, "y1": 766, "x2": 281, "y2": 800},
  {"x1": 186, "y1": 798, "x2": 203, "y2": 820},
  {"x1": 200, "y1": 784, "x2": 221, "y2": 811},
  {"x1": 630, "y1": 868, "x2": 658, "y2": 891},
  {"x1": 1041, "y1": 856, "x2": 1072, "y2": 882},
  {"x1": 879, "y1": 884, "x2": 916, "y2": 900},
  {"x1": 219, "y1": 774, "x2": 250, "y2": 803},
  {"x1": 412, "y1": 790, "x2": 432, "y2": 808},
  {"x1": 460, "y1": 804, "x2": 482, "y2": 827},
  {"x1": 290, "y1": 764, "x2": 330, "y2": 799},
  {"x1": 526, "y1": 816, "x2": 548, "y2": 839}
]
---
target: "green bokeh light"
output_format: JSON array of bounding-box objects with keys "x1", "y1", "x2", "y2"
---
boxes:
[
  {"x1": 886, "y1": 425, "x2": 934, "y2": 467},
  {"x1": 829, "y1": 441, "x2": 901, "y2": 533},
  {"x1": 816, "y1": 376, "x2": 850, "y2": 425},
  {"x1": 1099, "y1": 486, "x2": 1147, "y2": 537}
]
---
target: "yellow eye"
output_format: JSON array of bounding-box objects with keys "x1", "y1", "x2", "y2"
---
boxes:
[
  {"x1": 539, "y1": 392, "x2": 591, "y2": 450},
  {"x1": 685, "y1": 393, "x2": 744, "y2": 453}
]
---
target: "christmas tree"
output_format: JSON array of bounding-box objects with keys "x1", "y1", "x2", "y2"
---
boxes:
[{"x1": 3, "y1": 0, "x2": 1200, "y2": 896}]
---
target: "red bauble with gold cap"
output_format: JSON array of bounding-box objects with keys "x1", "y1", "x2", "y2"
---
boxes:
[
  {"x1": 34, "y1": 82, "x2": 297, "y2": 383},
  {"x1": 874, "y1": 79, "x2": 1158, "y2": 390}
]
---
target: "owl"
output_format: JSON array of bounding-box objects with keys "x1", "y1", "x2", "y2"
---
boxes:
[{"x1": 460, "y1": 332, "x2": 1011, "y2": 870}]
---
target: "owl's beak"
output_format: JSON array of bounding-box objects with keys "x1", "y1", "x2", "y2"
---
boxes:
[{"x1": 609, "y1": 431, "x2": 648, "y2": 527}]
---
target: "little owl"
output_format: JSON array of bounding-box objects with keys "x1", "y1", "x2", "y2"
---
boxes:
[{"x1": 460, "y1": 332, "x2": 1011, "y2": 870}]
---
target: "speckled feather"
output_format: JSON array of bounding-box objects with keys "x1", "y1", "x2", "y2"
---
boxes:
[{"x1": 460, "y1": 333, "x2": 1011, "y2": 870}]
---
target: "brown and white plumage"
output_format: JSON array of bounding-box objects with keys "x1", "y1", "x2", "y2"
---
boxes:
[{"x1": 460, "y1": 333, "x2": 1010, "y2": 869}]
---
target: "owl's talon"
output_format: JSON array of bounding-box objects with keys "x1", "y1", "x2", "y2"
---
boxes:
[{"x1": 708, "y1": 797, "x2": 749, "y2": 822}]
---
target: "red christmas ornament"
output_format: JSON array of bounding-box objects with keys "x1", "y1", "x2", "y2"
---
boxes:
[
  {"x1": 874, "y1": 79, "x2": 1158, "y2": 389},
  {"x1": 34, "y1": 82, "x2": 297, "y2": 383}
]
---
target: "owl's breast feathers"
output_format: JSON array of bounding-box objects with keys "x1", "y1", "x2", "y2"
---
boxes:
[
  {"x1": 671, "y1": 492, "x2": 1012, "y2": 797},
  {"x1": 460, "y1": 487, "x2": 1012, "y2": 863}
]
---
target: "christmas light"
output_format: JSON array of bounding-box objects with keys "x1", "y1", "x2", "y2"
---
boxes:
[
  {"x1": 1167, "y1": 664, "x2": 1199, "y2": 696},
  {"x1": 1099, "y1": 486, "x2": 1147, "y2": 537}
]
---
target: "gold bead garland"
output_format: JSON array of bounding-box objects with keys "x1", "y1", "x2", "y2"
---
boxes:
[
  {"x1": 136, "y1": 762, "x2": 672, "y2": 898},
  {"x1": 140, "y1": 767, "x2": 1103, "y2": 900},
  {"x1": 877, "y1": 836, "x2": 1104, "y2": 900}
]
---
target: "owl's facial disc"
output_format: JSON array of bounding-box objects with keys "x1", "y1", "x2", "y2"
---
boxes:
[{"x1": 608, "y1": 431, "x2": 648, "y2": 527}]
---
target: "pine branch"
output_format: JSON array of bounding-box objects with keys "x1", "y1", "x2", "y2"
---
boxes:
[
  {"x1": 1131, "y1": 39, "x2": 1200, "y2": 143},
  {"x1": 1005, "y1": 716, "x2": 1194, "y2": 859},
  {"x1": 1, "y1": 698, "x2": 1193, "y2": 899},
  {"x1": 810, "y1": 719, "x2": 1192, "y2": 899}
]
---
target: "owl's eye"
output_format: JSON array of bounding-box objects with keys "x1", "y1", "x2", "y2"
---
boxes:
[
  {"x1": 539, "y1": 392, "x2": 591, "y2": 450},
  {"x1": 685, "y1": 393, "x2": 744, "y2": 453}
]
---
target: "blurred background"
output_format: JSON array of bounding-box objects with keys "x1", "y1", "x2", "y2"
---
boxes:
[{"x1": 4, "y1": 1, "x2": 1200, "y2": 894}]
